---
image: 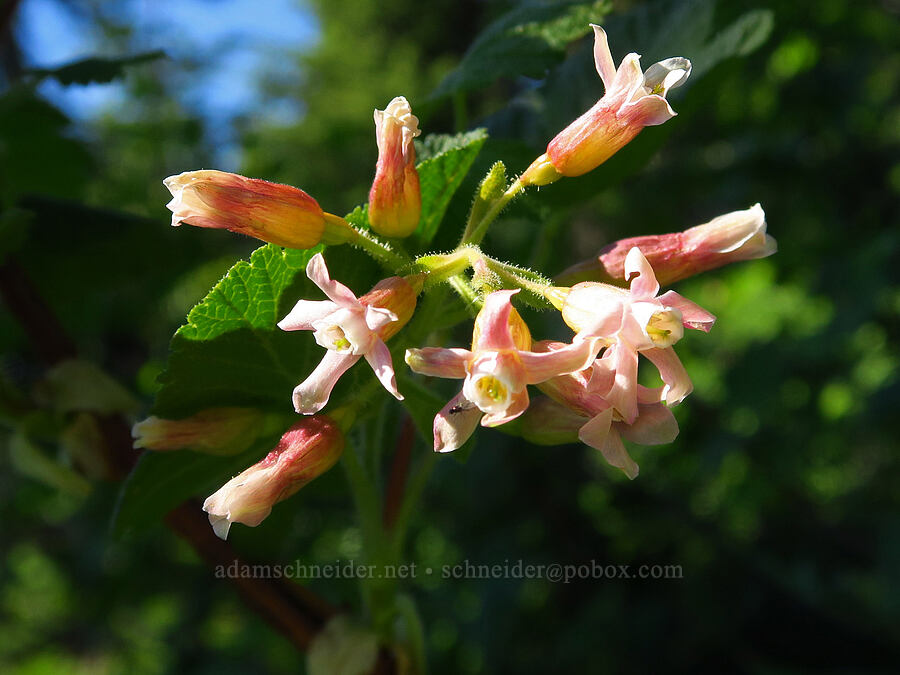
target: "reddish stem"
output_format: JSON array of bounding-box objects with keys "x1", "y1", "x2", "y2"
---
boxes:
[{"x1": 382, "y1": 415, "x2": 415, "y2": 530}]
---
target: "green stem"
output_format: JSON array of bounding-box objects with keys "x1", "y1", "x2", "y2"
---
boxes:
[
  {"x1": 460, "y1": 177, "x2": 526, "y2": 247},
  {"x1": 342, "y1": 438, "x2": 400, "y2": 640},
  {"x1": 487, "y1": 260, "x2": 553, "y2": 299},
  {"x1": 341, "y1": 443, "x2": 383, "y2": 555},
  {"x1": 448, "y1": 273, "x2": 482, "y2": 315},
  {"x1": 348, "y1": 226, "x2": 412, "y2": 273},
  {"x1": 389, "y1": 450, "x2": 438, "y2": 558}
]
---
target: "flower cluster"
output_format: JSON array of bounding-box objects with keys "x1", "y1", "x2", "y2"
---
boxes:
[{"x1": 142, "y1": 24, "x2": 777, "y2": 537}]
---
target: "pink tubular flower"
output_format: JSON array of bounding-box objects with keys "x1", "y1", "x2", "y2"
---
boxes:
[
  {"x1": 368, "y1": 96, "x2": 422, "y2": 238},
  {"x1": 543, "y1": 24, "x2": 691, "y2": 177},
  {"x1": 520, "y1": 394, "x2": 678, "y2": 480},
  {"x1": 557, "y1": 204, "x2": 776, "y2": 286},
  {"x1": 527, "y1": 341, "x2": 680, "y2": 478},
  {"x1": 557, "y1": 247, "x2": 714, "y2": 424},
  {"x1": 278, "y1": 253, "x2": 418, "y2": 414},
  {"x1": 164, "y1": 170, "x2": 327, "y2": 249},
  {"x1": 203, "y1": 416, "x2": 344, "y2": 539},
  {"x1": 405, "y1": 290, "x2": 600, "y2": 452},
  {"x1": 132, "y1": 407, "x2": 263, "y2": 455}
]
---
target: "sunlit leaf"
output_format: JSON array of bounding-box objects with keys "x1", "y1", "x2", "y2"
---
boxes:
[{"x1": 413, "y1": 128, "x2": 488, "y2": 247}]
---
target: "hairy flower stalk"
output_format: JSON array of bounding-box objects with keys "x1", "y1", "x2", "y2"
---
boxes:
[
  {"x1": 203, "y1": 416, "x2": 344, "y2": 539},
  {"x1": 368, "y1": 96, "x2": 422, "y2": 238},
  {"x1": 524, "y1": 24, "x2": 691, "y2": 182},
  {"x1": 406, "y1": 290, "x2": 600, "y2": 452},
  {"x1": 553, "y1": 248, "x2": 714, "y2": 424},
  {"x1": 164, "y1": 169, "x2": 353, "y2": 248},
  {"x1": 279, "y1": 253, "x2": 419, "y2": 414},
  {"x1": 557, "y1": 204, "x2": 776, "y2": 286}
]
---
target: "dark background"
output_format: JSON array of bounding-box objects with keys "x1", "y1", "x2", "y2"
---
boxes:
[{"x1": 1, "y1": 0, "x2": 898, "y2": 672}]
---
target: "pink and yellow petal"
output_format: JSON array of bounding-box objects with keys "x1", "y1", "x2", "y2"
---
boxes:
[
  {"x1": 364, "y1": 339, "x2": 403, "y2": 400},
  {"x1": 433, "y1": 391, "x2": 482, "y2": 453},
  {"x1": 305, "y1": 253, "x2": 360, "y2": 307},
  {"x1": 278, "y1": 299, "x2": 339, "y2": 332},
  {"x1": 405, "y1": 347, "x2": 471, "y2": 379},
  {"x1": 292, "y1": 351, "x2": 360, "y2": 414}
]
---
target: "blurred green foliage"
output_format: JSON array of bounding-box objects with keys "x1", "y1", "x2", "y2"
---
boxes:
[{"x1": 1, "y1": 0, "x2": 899, "y2": 673}]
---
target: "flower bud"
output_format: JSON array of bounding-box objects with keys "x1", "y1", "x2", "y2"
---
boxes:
[
  {"x1": 357, "y1": 274, "x2": 420, "y2": 342},
  {"x1": 164, "y1": 170, "x2": 325, "y2": 249},
  {"x1": 557, "y1": 204, "x2": 776, "y2": 286},
  {"x1": 368, "y1": 96, "x2": 421, "y2": 238},
  {"x1": 546, "y1": 25, "x2": 690, "y2": 177},
  {"x1": 203, "y1": 416, "x2": 344, "y2": 539},
  {"x1": 468, "y1": 161, "x2": 511, "y2": 225},
  {"x1": 132, "y1": 407, "x2": 264, "y2": 455},
  {"x1": 517, "y1": 396, "x2": 584, "y2": 445}
]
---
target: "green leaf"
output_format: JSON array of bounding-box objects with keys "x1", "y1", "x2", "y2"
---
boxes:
[
  {"x1": 344, "y1": 204, "x2": 371, "y2": 230},
  {"x1": 27, "y1": 51, "x2": 167, "y2": 86},
  {"x1": 603, "y1": 0, "x2": 773, "y2": 79},
  {"x1": 413, "y1": 128, "x2": 488, "y2": 247},
  {"x1": 150, "y1": 243, "x2": 381, "y2": 416},
  {"x1": 690, "y1": 9, "x2": 774, "y2": 78},
  {"x1": 0, "y1": 88, "x2": 94, "y2": 201},
  {"x1": 0, "y1": 208, "x2": 32, "y2": 265},
  {"x1": 122, "y1": 236, "x2": 390, "y2": 534},
  {"x1": 430, "y1": 0, "x2": 611, "y2": 99},
  {"x1": 151, "y1": 245, "x2": 321, "y2": 417}
]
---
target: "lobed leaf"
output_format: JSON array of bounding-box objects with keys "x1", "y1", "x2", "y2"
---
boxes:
[
  {"x1": 413, "y1": 128, "x2": 488, "y2": 247},
  {"x1": 430, "y1": 0, "x2": 612, "y2": 100},
  {"x1": 151, "y1": 245, "x2": 321, "y2": 417}
]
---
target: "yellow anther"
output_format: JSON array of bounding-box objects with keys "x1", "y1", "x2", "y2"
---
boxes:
[{"x1": 474, "y1": 376, "x2": 508, "y2": 402}]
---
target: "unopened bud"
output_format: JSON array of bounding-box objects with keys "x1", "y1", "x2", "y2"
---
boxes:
[
  {"x1": 132, "y1": 407, "x2": 264, "y2": 455},
  {"x1": 368, "y1": 96, "x2": 421, "y2": 238},
  {"x1": 203, "y1": 416, "x2": 344, "y2": 539},
  {"x1": 164, "y1": 170, "x2": 326, "y2": 249},
  {"x1": 358, "y1": 275, "x2": 420, "y2": 342},
  {"x1": 468, "y1": 161, "x2": 510, "y2": 225},
  {"x1": 558, "y1": 204, "x2": 775, "y2": 286}
]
